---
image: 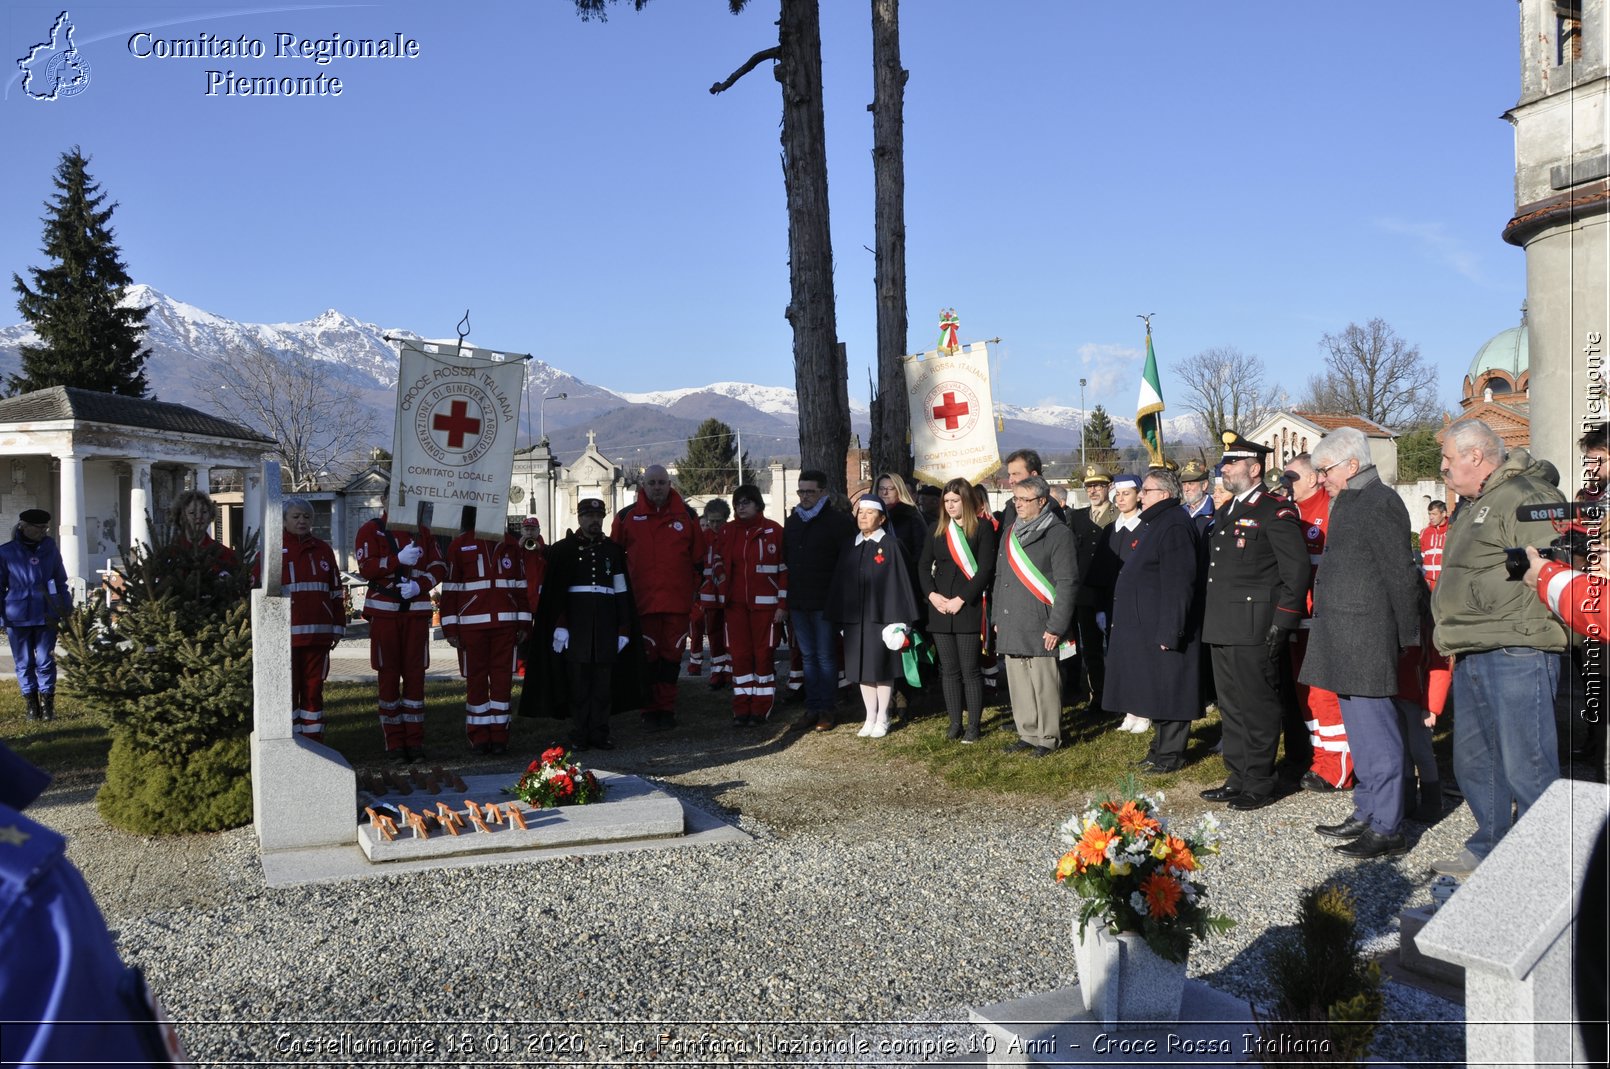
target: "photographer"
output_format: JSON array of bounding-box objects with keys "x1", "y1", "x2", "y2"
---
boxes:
[
  {"x1": 1523, "y1": 531, "x2": 1606, "y2": 783},
  {"x1": 1428, "y1": 418, "x2": 1568, "y2": 878}
]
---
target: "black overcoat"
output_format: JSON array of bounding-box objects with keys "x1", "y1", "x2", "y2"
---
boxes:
[
  {"x1": 1101, "y1": 499, "x2": 1204, "y2": 722},
  {"x1": 827, "y1": 530, "x2": 919, "y2": 682},
  {"x1": 516, "y1": 532, "x2": 646, "y2": 719},
  {"x1": 1298, "y1": 468, "x2": 1426, "y2": 696},
  {"x1": 917, "y1": 517, "x2": 998, "y2": 635}
]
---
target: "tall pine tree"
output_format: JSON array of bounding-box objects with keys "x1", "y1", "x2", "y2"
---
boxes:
[
  {"x1": 10, "y1": 147, "x2": 151, "y2": 397},
  {"x1": 1083, "y1": 404, "x2": 1120, "y2": 468},
  {"x1": 676, "y1": 418, "x2": 750, "y2": 495}
]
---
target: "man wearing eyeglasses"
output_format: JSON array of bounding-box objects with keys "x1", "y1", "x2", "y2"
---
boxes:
[
  {"x1": 1199, "y1": 431, "x2": 1311, "y2": 811},
  {"x1": 994, "y1": 476, "x2": 1077, "y2": 756}
]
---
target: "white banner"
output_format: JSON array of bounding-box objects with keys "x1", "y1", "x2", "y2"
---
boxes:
[
  {"x1": 389, "y1": 340, "x2": 525, "y2": 538},
  {"x1": 904, "y1": 340, "x2": 1001, "y2": 487}
]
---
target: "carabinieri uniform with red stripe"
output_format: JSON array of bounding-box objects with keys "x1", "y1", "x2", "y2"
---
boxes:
[
  {"x1": 355, "y1": 518, "x2": 447, "y2": 757},
  {"x1": 440, "y1": 532, "x2": 531, "y2": 753},
  {"x1": 282, "y1": 529, "x2": 345, "y2": 743}
]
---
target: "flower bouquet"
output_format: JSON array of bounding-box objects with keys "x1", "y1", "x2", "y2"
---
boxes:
[
  {"x1": 507, "y1": 747, "x2": 606, "y2": 809},
  {"x1": 1054, "y1": 775, "x2": 1234, "y2": 963}
]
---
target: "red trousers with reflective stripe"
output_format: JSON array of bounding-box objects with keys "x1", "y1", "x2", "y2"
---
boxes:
[
  {"x1": 1292, "y1": 632, "x2": 1353, "y2": 789},
  {"x1": 292, "y1": 646, "x2": 331, "y2": 742},
  {"x1": 371, "y1": 614, "x2": 431, "y2": 751},
  {"x1": 458, "y1": 628, "x2": 518, "y2": 747},
  {"x1": 726, "y1": 606, "x2": 777, "y2": 720},
  {"x1": 639, "y1": 613, "x2": 688, "y2": 712},
  {"x1": 690, "y1": 608, "x2": 729, "y2": 678}
]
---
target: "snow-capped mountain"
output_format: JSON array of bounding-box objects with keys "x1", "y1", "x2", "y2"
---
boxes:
[{"x1": 0, "y1": 287, "x2": 1202, "y2": 472}]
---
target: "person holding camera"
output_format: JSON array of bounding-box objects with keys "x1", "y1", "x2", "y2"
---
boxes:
[{"x1": 1429, "y1": 418, "x2": 1568, "y2": 877}]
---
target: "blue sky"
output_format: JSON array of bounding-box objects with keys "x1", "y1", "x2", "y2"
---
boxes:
[{"x1": 3, "y1": 1, "x2": 1525, "y2": 418}]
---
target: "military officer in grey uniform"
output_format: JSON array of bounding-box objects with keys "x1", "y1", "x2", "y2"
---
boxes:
[{"x1": 1199, "y1": 432, "x2": 1311, "y2": 810}]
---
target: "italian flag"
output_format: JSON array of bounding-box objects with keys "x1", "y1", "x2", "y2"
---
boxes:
[
  {"x1": 1136, "y1": 326, "x2": 1165, "y2": 467},
  {"x1": 1007, "y1": 528, "x2": 1055, "y2": 606}
]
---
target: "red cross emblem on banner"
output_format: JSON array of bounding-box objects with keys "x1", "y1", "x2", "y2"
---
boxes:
[
  {"x1": 432, "y1": 399, "x2": 482, "y2": 449},
  {"x1": 931, "y1": 392, "x2": 970, "y2": 431}
]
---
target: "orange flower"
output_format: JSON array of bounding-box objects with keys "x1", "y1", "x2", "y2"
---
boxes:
[
  {"x1": 1140, "y1": 872, "x2": 1183, "y2": 919},
  {"x1": 1114, "y1": 801, "x2": 1160, "y2": 837},
  {"x1": 1162, "y1": 835, "x2": 1197, "y2": 874},
  {"x1": 1077, "y1": 823, "x2": 1119, "y2": 868},
  {"x1": 1055, "y1": 851, "x2": 1080, "y2": 882}
]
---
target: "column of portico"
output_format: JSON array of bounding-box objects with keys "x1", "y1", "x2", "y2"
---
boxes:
[
  {"x1": 128, "y1": 459, "x2": 153, "y2": 553},
  {"x1": 57, "y1": 453, "x2": 87, "y2": 593}
]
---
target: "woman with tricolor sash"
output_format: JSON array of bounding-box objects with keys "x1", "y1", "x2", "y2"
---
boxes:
[
  {"x1": 918, "y1": 480, "x2": 998, "y2": 743},
  {"x1": 992, "y1": 475, "x2": 1078, "y2": 757}
]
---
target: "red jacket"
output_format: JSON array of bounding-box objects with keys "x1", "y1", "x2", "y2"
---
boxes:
[
  {"x1": 710, "y1": 514, "x2": 787, "y2": 611},
  {"x1": 519, "y1": 537, "x2": 547, "y2": 616},
  {"x1": 1537, "y1": 560, "x2": 1606, "y2": 641},
  {"x1": 355, "y1": 519, "x2": 446, "y2": 619},
  {"x1": 611, "y1": 488, "x2": 700, "y2": 615},
  {"x1": 697, "y1": 524, "x2": 724, "y2": 608},
  {"x1": 1420, "y1": 520, "x2": 1448, "y2": 591},
  {"x1": 440, "y1": 532, "x2": 531, "y2": 639},
  {"x1": 282, "y1": 532, "x2": 344, "y2": 647},
  {"x1": 1295, "y1": 489, "x2": 1330, "y2": 617}
]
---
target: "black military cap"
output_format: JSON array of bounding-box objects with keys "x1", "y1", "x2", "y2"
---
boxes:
[
  {"x1": 577, "y1": 498, "x2": 607, "y2": 516},
  {"x1": 18, "y1": 508, "x2": 50, "y2": 525},
  {"x1": 1219, "y1": 430, "x2": 1272, "y2": 461}
]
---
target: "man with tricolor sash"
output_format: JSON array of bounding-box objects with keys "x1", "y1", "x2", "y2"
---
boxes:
[{"x1": 992, "y1": 475, "x2": 1078, "y2": 757}]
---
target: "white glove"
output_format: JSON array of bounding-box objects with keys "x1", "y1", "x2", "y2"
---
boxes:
[
  {"x1": 616, "y1": 635, "x2": 629, "y2": 653},
  {"x1": 553, "y1": 627, "x2": 570, "y2": 653},
  {"x1": 397, "y1": 579, "x2": 421, "y2": 600},
  {"x1": 397, "y1": 543, "x2": 424, "y2": 566}
]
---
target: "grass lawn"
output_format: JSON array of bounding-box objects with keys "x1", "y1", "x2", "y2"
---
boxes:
[{"x1": 2, "y1": 672, "x2": 1452, "y2": 803}]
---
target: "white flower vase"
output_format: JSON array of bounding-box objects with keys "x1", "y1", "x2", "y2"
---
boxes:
[{"x1": 1072, "y1": 921, "x2": 1187, "y2": 1030}]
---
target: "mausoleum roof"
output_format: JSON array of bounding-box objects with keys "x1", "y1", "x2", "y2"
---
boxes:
[
  {"x1": 0, "y1": 385, "x2": 273, "y2": 443},
  {"x1": 1467, "y1": 317, "x2": 1529, "y2": 384}
]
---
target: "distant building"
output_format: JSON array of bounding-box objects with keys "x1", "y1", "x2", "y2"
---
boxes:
[
  {"x1": 0, "y1": 386, "x2": 272, "y2": 594},
  {"x1": 1247, "y1": 410, "x2": 1399, "y2": 483},
  {"x1": 1454, "y1": 306, "x2": 1533, "y2": 451}
]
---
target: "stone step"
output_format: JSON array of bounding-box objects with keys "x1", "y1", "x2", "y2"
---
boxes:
[{"x1": 358, "y1": 770, "x2": 683, "y2": 861}]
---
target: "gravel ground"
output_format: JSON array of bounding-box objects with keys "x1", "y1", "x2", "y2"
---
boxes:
[{"x1": 33, "y1": 718, "x2": 1469, "y2": 1067}]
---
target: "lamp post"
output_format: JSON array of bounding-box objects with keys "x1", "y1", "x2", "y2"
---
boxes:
[
  {"x1": 1078, "y1": 377, "x2": 1088, "y2": 477},
  {"x1": 540, "y1": 392, "x2": 568, "y2": 443}
]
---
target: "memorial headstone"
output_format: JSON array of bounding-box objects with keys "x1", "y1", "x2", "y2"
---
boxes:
[
  {"x1": 249, "y1": 460, "x2": 357, "y2": 852},
  {"x1": 1415, "y1": 779, "x2": 1608, "y2": 1066}
]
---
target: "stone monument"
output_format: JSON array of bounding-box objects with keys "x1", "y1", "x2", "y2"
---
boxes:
[
  {"x1": 1416, "y1": 778, "x2": 1608, "y2": 1066},
  {"x1": 249, "y1": 460, "x2": 357, "y2": 853}
]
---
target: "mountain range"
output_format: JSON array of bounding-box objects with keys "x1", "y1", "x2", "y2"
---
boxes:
[{"x1": 0, "y1": 285, "x2": 1201, "y2": 475}]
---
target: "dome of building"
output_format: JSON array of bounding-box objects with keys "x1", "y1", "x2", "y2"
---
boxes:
[{"x1": 1463, "y1": 305, "x2": 1529, "y2": 402}]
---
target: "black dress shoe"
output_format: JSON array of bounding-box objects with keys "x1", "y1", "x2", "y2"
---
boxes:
[
  {"x1": 1138, "y1": 757, "x2": 1182, "y2": 773},
  {"x1": 1200, "y1": 785, "x2": 1242, "y2": 802},
  {"x1": 1229, "y1": 793, "x2": 1276, "y2": 811},
  {"x1": 593, "y1": 739, "x2": 615, "y2": 751},
  {"x1": 1301, "y1": 771, "x2": 1339, "y2": 793},
  {"x1": 1004, "y1": 739, "x2": 1036, "y2": 754},
  {"x1": 1334, "y1": 829, "x2": 1408, "y2": 859},
  {"x1": 1315, "y1": 817, "x2": 1370, "y2": 840}
]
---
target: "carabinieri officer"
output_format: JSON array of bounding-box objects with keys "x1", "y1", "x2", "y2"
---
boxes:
[{"x1": 1199, "y1": 431, "x2": 1311, "y2": 811}]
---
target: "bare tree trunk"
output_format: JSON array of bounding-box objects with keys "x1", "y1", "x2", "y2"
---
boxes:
[
  {"x1": 777, "y1": 0, "x2": 850, "y2": 493},
  {"x1": 870, "y1": 0, "x2": 909, "y2": 481}
]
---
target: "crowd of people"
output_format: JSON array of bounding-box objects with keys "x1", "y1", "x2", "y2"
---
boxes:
[{"x1": 4, "y1": 418, "x2": 1600, "y2": 880}]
